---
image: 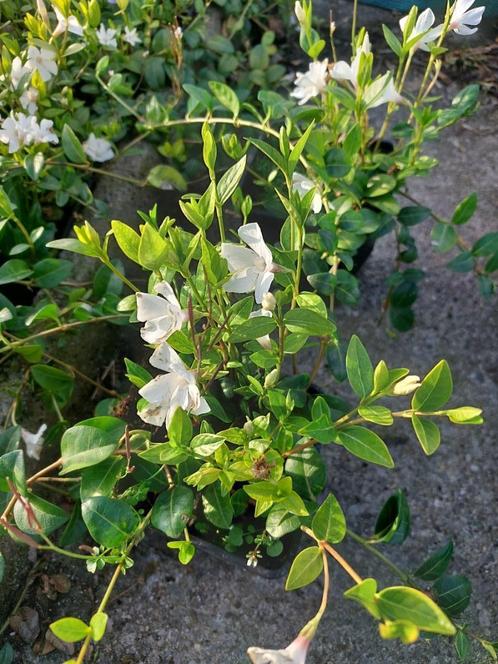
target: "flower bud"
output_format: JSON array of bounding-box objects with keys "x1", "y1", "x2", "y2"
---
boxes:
[
  {"x1": 243, "y1": 420, "x2": 254, "y2": 437},
  {"x1": 264, "y1": 368, "x2": 280, "y2": 389},
  {"x1": 294, "y1": 1, "x2": 306, "y2": 24},
  {"x1": 261, "y1": 292, "x2": 276, "y2": 312},
  {"x1": 330, "y1": 20, "x2": 336, "y2": 35},
  {"x1": 392, "y1": 375, "x2": 421, "y2": 396}
]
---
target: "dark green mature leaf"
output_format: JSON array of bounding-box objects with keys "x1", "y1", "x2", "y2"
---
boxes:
[
  {"x1": 0, "y1": 450, "x2": 26, "y2": 495},
  {"x1": 0, "y1": 642, "x2": 14, "y2": 664},
  {"x1": 61, "y1": 417, "x2": 125, "y2": 475},
  {"x1": 33, "y1": 258, "x2": 73, "y2": 288},
  {"x1": 31, "y1": 365, "x2": 74, "y2": 404},
  {"x1": 80, "y1": 457, "x2": 126, "y2": 500},
  {"x1": 414, "y1": 541, "x2": 453, "y2": 581},
  {"x1": 452, "y1": 193, "x2": 477, "y2": 225},
  {"x1": 312, "y1": 493, "x2": 346, "y2": 543},
  {"x1": 14, "y1": 493, "x2": 69, "y2": 535},
  {"x1": 373, "y1": 489, "x2": 410, "y2": 544},
  {"x1": 230, "y1": 317, "x2": 276, "y2": 343},
  {"x1": 82, "y1": 496, "x2": 140, "y2": 548},
  {"x1": 346, "y1": 335, "x2": 373, "y2": 399},
  {"x1": 337, "y1": 426, "x2": 394, "y2": 468},
  {"x1": 433, "y1": 575, "x2": 472, "y2": 617},
  {"x1": 0, "y1": 426, "x2": 21, "y2": 455},
  {"x1": 202, "y1": 484, "x2": 233, "y2": 529},
  {"x1": 285, "y1": 546, "x2": 323, "y2": 591},
  {"x1": 412, "y1": 414, "x2": 441, "y2": 455},
  {"x1": 412, "y1": 360, "x2": 452, "y2": 412},
  {"x1": 61, "y1": 125, "x2": 87, "y2": 164},
  {"x1": 284, "y1": 448, "x2": 326, "y2": 500},
  {"x1": 377, "y1": 586, "x2": 455, "y2": 635},
  {"x1": 455, "y1": 630, "x2": 471, "y2": 662},
  {"x1": 151, "y1": 486, "x2": 194, "y2": 538},
  {"x1": 0, "y1": 259, "x2": 33, "y2": 285}
]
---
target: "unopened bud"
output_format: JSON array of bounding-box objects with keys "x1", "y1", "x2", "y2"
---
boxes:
[
  {"x1": 392, "y1": 375, "x2": 421, "y2": 396},
  {"x1": 261, "y1": 292, "x2": 276, "y2": 312},
  {"x1": 243, "y1": 420, "x2": 254, "y2": 437},
  {"x1": 294, "y1": 1, "x2": 306, "y2": 23},
  {"x1": 330, "y1": 20, "x2": 336, "y2": 35},
  {"x1": 264, "y1": 368, "x2": 280, "y2": 389}
]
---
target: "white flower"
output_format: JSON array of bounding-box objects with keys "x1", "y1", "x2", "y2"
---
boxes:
[
  {"x1": 20, "y1": 87, "x2": 39, "y2": 114},
  {"x1": 292, "y1": 173, "x2": 322, "y2": 214},
  {"x1": 136, "y1": 282, "x2": 187, "y2": 345},
  {"x1": 30, "y1": 118, "x2": 58, "y2": 145},
  {"x1": 83, "y1": 133, "x2": 114, "y2": 162},
  {"x1": 174, "y1": 26, "x2": 183, "y2": 40},
  {"x1": 221, "y1": 223, "x2": 276, "y2": 304},
  {"x1": 96, "y1": 24, "x2": 118, "y2": 48},
  {"x1": 450, "y1": 0, "x2": 485, "y2": 35},
  {"x1": 363, "y1": 72, "x2": 404, "y2": 109},
  {"x1": 331, "y1": 32, "x2": 371, "y2": 89},
  {"x1": 122, "y1": 26, "x2": 141, "y2": 46},
  {"x1": 26, "y1": 45, "x2": 58, "y2": 82},
  {"x1": 21, "y1": 424, "x2": 47, "y2": 460},
  {"x1": 0, "y1": 113, "x2": 33, "y2": 153},
  {"x1": 291, "y1": 60, "x2": 329, "y2": 105},
  {"x1": 249, "y1": 307, "x2": 273, "y2": 350},
  {"x1": 392, "y1": 374, "x2": 421, "y2": 395},
  {"x1": 53, "y1": 7, "x2": 84, "y2": 37},
  {"x1": 248, "y1": 634, "x2": 310, "y2": 664},
  {"x1": 10, "y1": 57, "x2": 30, "y2": 89},
  {"x1": 399, "y1": 8, "x2": 443, "y2": 51},
  {"x1": 138, "y1": 344, "x2": 209, "y2": 428}
]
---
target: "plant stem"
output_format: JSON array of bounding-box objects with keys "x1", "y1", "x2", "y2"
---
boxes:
[
  {"x1": 347, "y1": 529, "x2": 411, "y2": 583},
  {"x1": 321, "y1": 541, "x2": 363, "y2": 585},
  {"x1": 43, "y1": 352, "x2": 120, "y2": 398}
]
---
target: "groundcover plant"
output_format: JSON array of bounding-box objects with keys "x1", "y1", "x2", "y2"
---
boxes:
[{"x1": 0, "y1": 0, "x2": 497, "y2": 663}]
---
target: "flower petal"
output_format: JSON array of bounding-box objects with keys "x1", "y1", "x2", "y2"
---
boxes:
[
  {"x1": 149, "y1": 343, "x2": 187, "y2": 373},
  {"x1": 238, "y1": 223, "x2": 273, "y2": 266},
  {"x1": 254, "y1": 270, "x2": 274, "y2": 304},
  {"x1": 220, "y1": 244, "x2": 259, "y2": 271}
]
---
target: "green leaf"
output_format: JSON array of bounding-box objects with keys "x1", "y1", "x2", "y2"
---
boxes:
[
  {"x1": 284, "y1": 309, "x2": 335, "y2": 337},
  {"x1": 230, "y1": 317, "x2": 276, "y2": 343},
  {"x1": 377, "y1": 586, "x2": 456, "y2": 635},
  {"x1": 382, "y1": 24, "x2": 402, "y2": 56},
  {"x1": 191, "y1": 433, "x2": 225, "y2": 457},
  {"x1": 80, "y1": 457, "x2": 126, "y2": 500},
  {"x1": 46, "y1": 238, "x2": 99, "y2": 258},
  {"x1": 288, "y1": 122, "x2": 315, "y2": 175},
  {"x1": 50, "y1": 617, "x2": 90, "y2": 643},
  {"x1": 208, "y1": 80, "x2": 240, "y2": 117},
  {"x1": 202, "y1": 484, "x2": 233, "y2": 529},
  {"x1": 0, "y1": 642, "x2": 13, "y2": 664},
  {"x1": 14, "y1": 493, "x2": 69, "y2": 535},
  {"x1": 61, "y1": 125, "x2": 87, "y2": 164},
  {"x1": 344, "y1": 578, "x2": 381, "y2": 619},
  {"x1": 168, "y1": 407, "x2": 193, "y2": 446},
  {"x1": 444, "y1": 406, "x2": 483, "y2": 424},
  {"x1": 284, "y1": 448, "x2": 326, "y2": 500},
  {"x1": 33, "y1": 258, "x2": 73, "y2": 288},
  {"x1": 480, "y1": 641, "x2": 497, "y2": 661},
  {"x1": 379, "y1": 619, "x2": 419, "y2": 644},
  {"x1": 167, "y1": 540, "x2": 196, "y2": 564},
  {"x1": 61, "y1": 417, "x2": 125, "y2": 475},
  {"x1": 266, "y1": 507, "x2": 301, "y2": 538},
  {"x1": 138, "y1": 223, "x2": 175, "y2": 271},
  {"x1": 414, "y1": 540, "x2": 453, "y2": 581},
  {"x1": 31, "y1": 364, "x2": 74, "y2": 404},
  {"x1": 373, "y1": 489, "x2": 410, "y2": 544},
  {"x1": 0, "y1": 450, "x2": 26, "y2": 495},
  {"x1": 412, "y1": 414, "x2": 441, "y2": 455},
  {"x1": 81, "y1": 496, "x2": 140, "y2": 548},
  {"x1": 124, "y1": 358, "x2": 152, "y2": 389},
  {"x1": 147, "y1": 165, "x2": 187, "y2": 192},
  {"x1": 398, "y1": 206, "x2": 430, "y2": 226},
  {"x1": 452, "y1": 193, "x2": 477, "y2": 225},
  {"x1": 337, "y1": 426, "x2": 394, "y2": 468},
  {"x1": 248, "y1": 137, "x2": 287, "y2": 174},
  {"x1": 312, "y1": 493, "x2": 346, "y2": 543},
  {"x1": 285, "y1": 546, "x2": 323, "y2": 591},
  {"x1": 217, "y1": 155, "x2": 246, "y2": 205},
  {"x1": 431, "y1": 223, "x2": 457, "y2": 253},
  {"x1": 0, "y1": 259, "x2": 33, "y2": 285},
  {"x1": 346, "y1": 335, "x2": 373, "y2": 399},
  {"x1": 455, "y1": 630, "x2": 471, "y2": 662},
  {"x1": 412, "y1": 360, "x2": 453, "y2": 412},
  {"x1": 432, "y1": 575, "x2": 472, "y2": 617},
  {"x1": 151, "y1": 486, "x2": 194, "y2": 538},
  {"x1": 90, "y1": 612, "x2": 108, "y2": 642},
  {"x1": 358, "y1": 405, "x2": 393, "y2": 426},
  {"x1": 111, "y1": 220, "x2": 140, "y2": 262}
]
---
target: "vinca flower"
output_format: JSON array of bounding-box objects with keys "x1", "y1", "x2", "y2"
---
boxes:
[
  {"x1": 399, "y1": 8, "x2": 443, "y2": 51},
  {"x1": 26, "y1": 45, "x2": 58, "y2": 82},
  {"x1": 123, "y1": 27, "x2": 141, "y2": 46},
  {"x1": 20, "y1": 87, "x2": 39, "y2": 114},
  {"x1": 29, "y1": 118, "x2": 58, "y2": 145},
  {"x1": 83, "y1": 133, "x2": 114, "y2": 162},
  {"x1": 291, "y1": 60, "x2": 329, "y2": 105},
  {"x1": 9, "y1": 57, "x2": 30, "y2": 89},
  {"x1": 96, "y1": 24, "x2": 118, "y2": 48},
  {"x1": 292, "y1": 173, "x2": 322, "y2": 214},
  {"x1": 363, "y1": 72, "x2": 404, "y2": 109},
  {"x1": 0, "y1": 113, "x2": 57, "y2": 152},
  {"x1": 136, "y1": 282, "x2": 187, "y2": 344},
  {"x1": 248, "y1": 634, "x2": 311, "y2": 664},
  {"x1": 138, "y1": 344, "x2": 209, "y2": 428},
  {"x1": 331, "y1": 32, "x2": 371, "y2": 89},
  {"x1": 450, "y1": 0, "x2": 485, "y2": 35},
  {"x1": 53, "y1": 7, "x2": 84, "y2": 37},
  {"x1": 21, "y1": 424, "x2": 47, "y2": 461},
  {"x1": 221, "y1": 223, "x2": 276, "y2": 304}
]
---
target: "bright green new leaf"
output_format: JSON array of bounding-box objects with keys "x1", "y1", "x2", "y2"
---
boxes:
[
  {"x1": 285, "y1": 546, "x2": 323, "y2": 591},
  {"x1": 344, "y1": 578, "x2": 381, "y2": 619},
  {"x1": 111, "y1": 220, "x2": 140, "y2": 263},
  {"x1": 191, "y1": 433, "x2": 225, "y2": 457},
  {"x1": 90, "y1": 612, "x2": 108, "y2": 642},
  {"x1": 379, "y1": 620, "x2": 419, "y2": 644},
  {"x1": 312, "y1": 493, "x2": 346, "y2": 543},
  {"x1": 358, "y1": 405, "x2": 393, "y2": 426},
  {"x1": 217, "y1": 155, "x2": 246, "y2": 205},
  {"x1": 412, "y1": 360, "x2": 453, "y2": 412},
  {"x1": 50, "y1": 617, "x2": 90, "y2": 643},
  {"x1": 138, "y1": 223, "x2": 175, "y2": 271},
  {"x1": 208, "y1": 80, "x2": 240, "y2": 117},
  {"x1": 377, "y1": 586, "x2": 456, "y2": 635},
  {"x1": 412, "y1": 414, "x2": 441, "y2": 455}
]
